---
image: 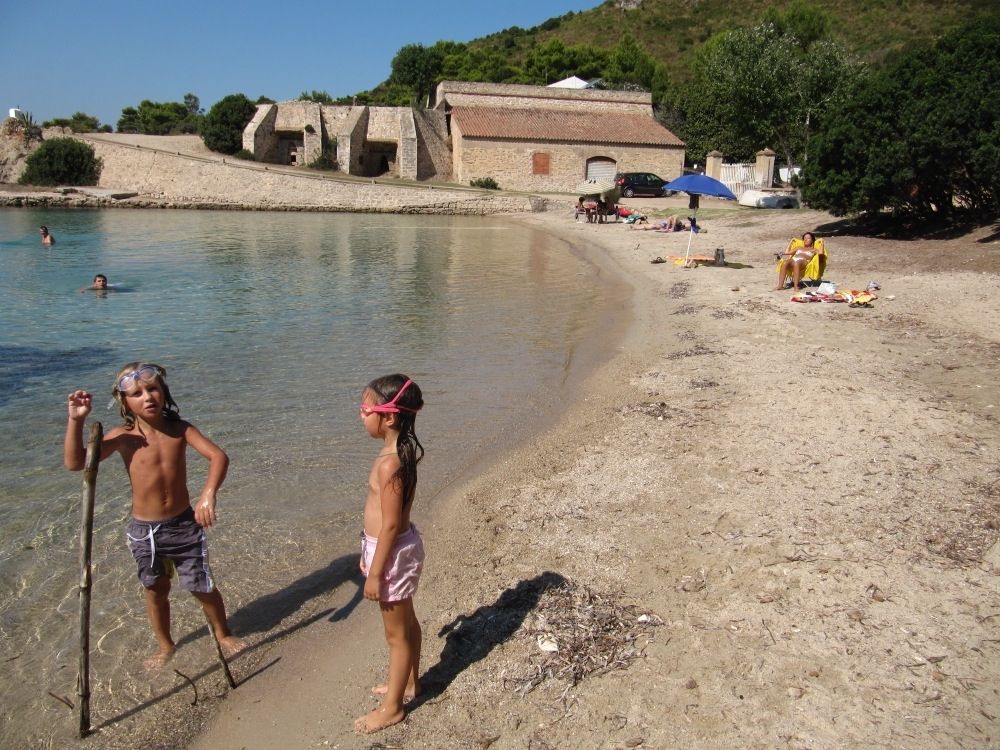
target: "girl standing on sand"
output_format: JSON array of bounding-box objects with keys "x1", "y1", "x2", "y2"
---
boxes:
[{"x1": 355, "y1": 374, "x2": 425, "y2": 734}]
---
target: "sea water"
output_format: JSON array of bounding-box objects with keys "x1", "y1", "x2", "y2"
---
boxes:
[{"x1": 0, "y1": 207, "x2": 619, "y2": 745}]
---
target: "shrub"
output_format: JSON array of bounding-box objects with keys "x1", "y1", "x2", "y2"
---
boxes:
[
  {"x1": 201, "y1": 94, "x2": 257, "y2": 154},
  {"x1": 19, "y1": 138, "x2": 102, "y2": 186},
  {"x1": 304, "y1": 123, "x2": 316, "y2": 134},
  {"x1": 233, "y1": 149, "x2": 255, "y2": 161},
  {"x1": 470, "y1": 176, "x2": 500, "y2": 189},
  {"x1": 307, "y1": 152, "x2": 337, "y2": 170}
]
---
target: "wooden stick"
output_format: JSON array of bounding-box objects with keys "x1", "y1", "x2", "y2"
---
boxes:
[
  {"x1": 205, "y1": 613, "x2": 237, "y2": 689},
  {"x1": 77, "y1": 421, "x2": 102, "y2": 738}
]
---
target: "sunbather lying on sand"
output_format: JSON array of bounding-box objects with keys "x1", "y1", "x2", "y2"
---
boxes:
[{"x1": 629, "y1": 215, "x2": 692, "y2": 232}]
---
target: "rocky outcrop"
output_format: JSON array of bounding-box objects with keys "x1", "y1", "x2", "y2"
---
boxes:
[{"x1": 0, "y1": 130, "x2": 39, "y2": 183}]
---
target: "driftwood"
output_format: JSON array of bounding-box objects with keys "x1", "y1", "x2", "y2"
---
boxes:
[
  {"x1": 77, "y1": 422, "x2": 102, "y2": 738},
  {"x1": 206, "y1": 613, "x2": 237, "y2": 689}
]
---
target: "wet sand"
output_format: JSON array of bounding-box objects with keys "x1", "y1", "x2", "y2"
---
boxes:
[{"x1": 57, "y1": 204, "x2": 999, "y2": 750}]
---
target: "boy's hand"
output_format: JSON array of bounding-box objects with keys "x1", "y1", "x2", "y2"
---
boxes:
[
  {"x1": 195, "y1": 493, "x2": 217, "y2": 528},
  {"x1": 363, "y1": 575, "x2": 382, "y2": 601},
  {"x1": 67, "y1": 390, "x2": 93, "y2": 420}
]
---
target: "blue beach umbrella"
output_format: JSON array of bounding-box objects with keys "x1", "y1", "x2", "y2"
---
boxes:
[
  {"x1": 664, "y1": 173, "x2": 738, "y2": 200},
  {"x1": 663, "y1": 174, "x2": 738, "y2": 264}
]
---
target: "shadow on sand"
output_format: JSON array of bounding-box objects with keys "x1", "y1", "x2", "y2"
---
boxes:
[
  {"x1": 93, "y1": 554, "x2": 362, "y2": 732},
  {"x1": 411, "y1": 571, "x2": 566, "y2": 709},
  {"x1": 814, "y1": 214, "x2": 999, "y2": 241}
]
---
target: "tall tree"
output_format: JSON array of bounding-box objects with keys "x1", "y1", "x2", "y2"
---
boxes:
[
  {"x1": 390, "y1": 44, "x2": 445, "y2": 104},
  {"x1": 680, "y1": 22, "x2": 861, "y2": 169},
  {"x1": 201, "y1": 94, "x2": 257, "y2": 154},
  {"x1": 803, "y1": 19, "x2": 1000, "y2": 218}
]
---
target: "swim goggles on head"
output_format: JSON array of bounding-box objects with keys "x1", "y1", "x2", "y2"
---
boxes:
[
  {"x1": 116, "y1": 364, "x2": 165, "y2": 394},
  {"x1": 360, "y1": 379, "x2": 420, "y2": 416}
]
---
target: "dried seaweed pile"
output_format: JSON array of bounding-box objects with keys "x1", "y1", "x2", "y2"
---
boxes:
[{"x1": 508, "y1": 581, "x2": 662, "y2": 698}]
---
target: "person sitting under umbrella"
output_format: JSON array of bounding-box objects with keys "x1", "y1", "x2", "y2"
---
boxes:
[{"x1": 775, "y1": 232, "x2": 827, "y2": 290}]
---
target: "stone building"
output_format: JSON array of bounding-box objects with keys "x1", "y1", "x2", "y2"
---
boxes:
[
  {"x1": 434, "y1": 81, "x2": 683, "y2": 192},
  {"x1": 243, "y1": 80, "x2": 683, "y2": 192}
]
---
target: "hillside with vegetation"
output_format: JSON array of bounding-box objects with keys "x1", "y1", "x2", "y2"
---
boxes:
[
  {"x1": 341, "y1": 0, "x2": 997, "y2": 221},
  {"x1": 467, "y1": 0, "x2": 995, "y2": 85}
]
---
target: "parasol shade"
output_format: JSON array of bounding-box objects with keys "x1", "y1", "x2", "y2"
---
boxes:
[
  {"x1": 576, "y1": 178, "x2": 618, "y2": 197},
  {"x1": 663, "y1": 174, "x2": 737, "y2": 201}
]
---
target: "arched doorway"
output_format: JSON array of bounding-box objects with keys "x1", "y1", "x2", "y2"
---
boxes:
[{"x1": 585, "y1": 156, "x2": 617, "y2": 181}]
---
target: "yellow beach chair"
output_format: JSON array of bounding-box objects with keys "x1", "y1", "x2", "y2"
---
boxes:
[{"x1": 776, "y1": 237, "x2": 827, "y2": 284}]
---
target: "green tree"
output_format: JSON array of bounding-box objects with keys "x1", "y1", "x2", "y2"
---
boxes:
[
  {"x1": 42, "y1": 112, "x2": 104, "y2": 132},
  {"x1": 18, "y1": 138, "x2": 102, "y2": 186},
  {"x1": 116, "y1": 99, "x2": 199, "y2": 135},
  {"x1": 522, "y1": 39, "x2": 608, "y2": 84},
  {"x1": 803, "y1": 19, "x2": 1000, "y2": 218},
  {"x1": 390, "y1": 43, "x2": 445, "y2": 104},
  {"x1": 680, "y1": 22, "x2": 861, "y2": 170},
  {"x1": 604, "y1": 33, "x2": 657, "y2": 90},
  {"x1": 298, "y1": 90, "x2": 335, "y2": 104},
  {"x1": 201, "y1": 93, "x2": 257, "y2": 154},
  {"x1": 117, "y1": 107, "x2": 141, "y2": 133},
  {"x1": 183, "y1": 93, "x2": 203, "y2": 116}
]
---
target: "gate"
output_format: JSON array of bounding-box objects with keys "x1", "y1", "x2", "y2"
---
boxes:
[{"x1": 719, "y1": 162, "x2": 760, "y2": 200}]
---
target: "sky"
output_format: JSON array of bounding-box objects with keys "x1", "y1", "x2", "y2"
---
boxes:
[{"x1": 1, "y1": 0, "x2": 599, "y2": 129}]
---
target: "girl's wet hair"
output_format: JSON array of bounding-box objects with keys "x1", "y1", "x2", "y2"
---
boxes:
[
  {"x1": 112, "y1": 361, "x2": 181, "y2": 428},
  {"x1": 366, "y1": 374, "x2": 424, "y2": 507}
]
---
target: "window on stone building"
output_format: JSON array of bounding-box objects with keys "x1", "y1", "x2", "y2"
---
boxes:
[{"x1": 532, "y1": 152, "x2": 551, "y2": 175}]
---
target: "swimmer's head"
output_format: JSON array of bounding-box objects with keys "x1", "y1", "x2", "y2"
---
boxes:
[{"x1": 93, "y1": 274, "x2": 108, "y2": 288}]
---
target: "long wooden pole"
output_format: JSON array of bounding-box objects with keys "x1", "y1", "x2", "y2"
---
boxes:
[{"x1": 77, "y1": 422, "x2": 102, "y2": 738}]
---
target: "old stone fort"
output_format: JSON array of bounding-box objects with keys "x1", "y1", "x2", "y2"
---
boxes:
[{"x1": 243, "y1": 80, "x2": 685, "y2": 192}]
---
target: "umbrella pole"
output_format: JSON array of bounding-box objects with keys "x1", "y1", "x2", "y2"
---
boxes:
[
  {"x1": 682, "y1": 208, "x2": 700, "y2": 266},
  {"x1": 683, "y1": 226, "x2": 695, "y2": 265}
]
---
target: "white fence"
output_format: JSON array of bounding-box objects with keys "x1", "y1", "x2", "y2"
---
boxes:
[{"x1": 720, "y1": 162, "x2": 762, "y2": 201}]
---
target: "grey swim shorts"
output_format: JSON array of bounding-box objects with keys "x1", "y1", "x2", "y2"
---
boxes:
[{"x1": 126, "y1": 506, "x2": 214, "y2": 593}]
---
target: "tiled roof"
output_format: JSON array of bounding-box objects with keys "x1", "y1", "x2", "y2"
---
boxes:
[{"x1": 451, "y1": 106, "x2": 684, "y2": 147}]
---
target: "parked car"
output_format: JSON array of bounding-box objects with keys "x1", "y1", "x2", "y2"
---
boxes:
[{"x1": 614, "y1": 172, "x2": 676, "y2": 198}]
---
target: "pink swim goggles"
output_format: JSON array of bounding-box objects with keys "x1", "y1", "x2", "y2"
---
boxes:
[{"x1": 360, "y1": 379, "x2": 420, "y2": 416}]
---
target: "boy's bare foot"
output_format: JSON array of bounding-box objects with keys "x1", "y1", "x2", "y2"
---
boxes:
[
  {"x1": 354, "y1": 706, "x2": 404, "y2": 734},
  {"x1": 143, "y1": 647, "x2": 176, "y2": 672},
  {"x1": 371, "y1": 681, "x2": 421, "y2": 703},
  {"x1": 218, "y1": 636, "x2": 248, "y2": 659}
]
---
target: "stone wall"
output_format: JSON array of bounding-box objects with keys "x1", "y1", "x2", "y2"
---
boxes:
[
  {"x1": 454, "y1": 135, "x2": 684, "y2": 192},
  {"x1": 413, "y1": 109, "x2": 452, "y2": 181},
  {"x1": 339, "y1": 108, "x2": 369, "y2": 176},
  {"x1": 367, "y1": 107, "x2": 405, "y2": 141},
  {"x1": 435, "y1": 81, "x2": 652, "y2": 114},
  {"x1": 398, "y1": 109, "x2": 418, "y2": 180},
  {"x1": 74, "y1": 136, "x2": 535, "y2": 214},
  {"x1": 273, "y1": 101, "x2": 319, "y2": 131},
  {"x1": 244, "y1": 104, "x2": 278, "y2": 162}
]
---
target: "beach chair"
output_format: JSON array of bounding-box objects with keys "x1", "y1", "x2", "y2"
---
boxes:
[{"x1": 776, "y1": 237, "x2": 827, "y2": 285}]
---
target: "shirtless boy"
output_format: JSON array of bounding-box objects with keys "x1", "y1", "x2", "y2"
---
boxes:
[{"x1": 64, "y1": 362, "x2": 245, "y2": 670}]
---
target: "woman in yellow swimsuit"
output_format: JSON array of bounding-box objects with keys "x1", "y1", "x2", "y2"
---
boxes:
[{"x1": 775, "y1": 232, "x2": 822, "y2": 291}]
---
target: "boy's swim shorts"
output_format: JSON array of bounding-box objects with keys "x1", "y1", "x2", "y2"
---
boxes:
[{"x1": 126, "y1": 506, "x2": 214, "y2": 593}]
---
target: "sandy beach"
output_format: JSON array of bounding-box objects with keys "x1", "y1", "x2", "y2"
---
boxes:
[{"x1": 46, "y1": 203, "x2": 999, "y2": 750}]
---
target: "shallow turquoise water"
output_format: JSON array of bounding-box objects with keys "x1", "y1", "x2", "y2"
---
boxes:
[{"x1": 0, "y1": 207, "x2": 615, "y2": 744}]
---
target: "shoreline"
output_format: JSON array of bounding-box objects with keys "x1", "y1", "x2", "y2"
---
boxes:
[{"x1": 38, "y1": 205, "x2": 1000, "y2": 750}]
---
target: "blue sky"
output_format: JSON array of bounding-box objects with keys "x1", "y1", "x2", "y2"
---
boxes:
[{"x1": 2, "y1": 0, "x2": 599, "y2": 128}]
